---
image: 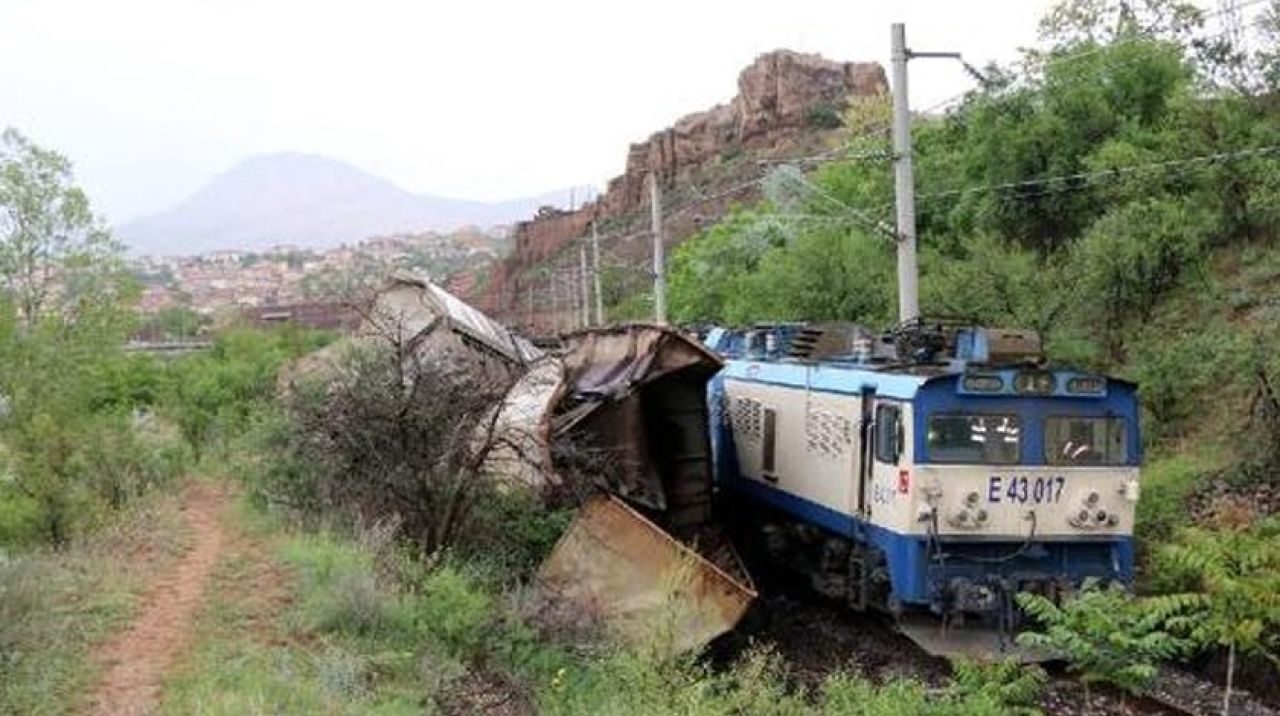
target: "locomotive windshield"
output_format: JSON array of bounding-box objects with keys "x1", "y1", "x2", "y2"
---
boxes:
[
  {"x1": 1045, "y1": 416, "x2": 1128, "y2": 466},
  {"x1": 926, "y1": 414, "x2": 1021, "y2": 464}
]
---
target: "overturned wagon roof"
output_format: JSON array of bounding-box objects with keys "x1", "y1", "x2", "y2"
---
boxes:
[{"x1": 372, "y1": 275, "x2": 542, "y2": 365}]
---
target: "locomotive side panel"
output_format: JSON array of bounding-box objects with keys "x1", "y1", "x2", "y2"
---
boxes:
[{"x1": 722, "y1": 379, "x2": 859, "y2": 522}]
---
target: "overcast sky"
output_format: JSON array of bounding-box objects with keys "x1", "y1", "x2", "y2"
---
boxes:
[{"x1": 1, "y1": 0, "x2": 1056, "y2": 226}]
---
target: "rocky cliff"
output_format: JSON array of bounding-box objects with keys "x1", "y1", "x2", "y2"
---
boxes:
[{"x1": 466, "y1": 50, "x2": 887, "y2": 330}]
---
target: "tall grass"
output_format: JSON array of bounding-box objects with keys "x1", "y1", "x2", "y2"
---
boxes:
[{"x1": 0, "y1": 491, "x2": 189, "y2": 715}]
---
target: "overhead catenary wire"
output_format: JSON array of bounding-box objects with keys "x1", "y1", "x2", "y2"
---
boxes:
[
  {"x1": 907, "y1": 143, "x2": 1280, "y2": 205},
  {"x1": 1031, "y1": 0, "x2": 1269, "y2": 73}
]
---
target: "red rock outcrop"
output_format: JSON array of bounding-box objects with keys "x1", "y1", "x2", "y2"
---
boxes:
[{"x1": 471, "y1": 50, "x2": 887, "y2": 329}]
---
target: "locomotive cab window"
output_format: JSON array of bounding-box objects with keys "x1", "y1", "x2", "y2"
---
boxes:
[
  {"x1": 874, "y1": 404, "x2": 902, "y2": 464},
  {"x1": 926, "y1": 414, "x2": 1021, "y2": 464},
  {"x1": 1045, "y1": 416, "x2": 1127, "y2": 466}
]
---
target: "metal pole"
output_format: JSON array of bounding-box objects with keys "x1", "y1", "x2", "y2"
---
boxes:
[
  {"x1": 591, "y1": 222, "x2": 603, "y2": 325},
  {"x1": 891, "y1": 22, "x2": 919, "y2": 324},
  {"x1": 579, "y1": 243, "x2": 590, "y2": 327},
  {"x1": 649, "y1": 173, "x2": 667, "y2": 324}
]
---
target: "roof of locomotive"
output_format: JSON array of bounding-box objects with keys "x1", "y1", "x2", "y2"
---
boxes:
[
  {"x1": 720, "y1": 357, "x2": 1137, "y2": 402},
  {"x1": 707, "y1": 323, "x2": 1135, "y2": 402},
  {"x1": 719, "y1": 357, "x2": 935, "y2": 400}
]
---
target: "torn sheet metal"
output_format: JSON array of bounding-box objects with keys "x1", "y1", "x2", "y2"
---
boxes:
[
  {"x1": 478, "y1": 356, "x2": 564, "y2": 490},
  {"x1": 553, "y1": 326, "x2": 723, "y2": 528},
  {"x1": 558, "y1": 325, "x2": 722, "y2": 400},
  {"x1": 537, "y1": 495, "x2": 756, "y2": 654}
]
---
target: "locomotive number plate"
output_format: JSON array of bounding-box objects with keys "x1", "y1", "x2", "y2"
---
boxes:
[{"x1": 987, "y1": 475, "x2": 1066, "y2": 504}]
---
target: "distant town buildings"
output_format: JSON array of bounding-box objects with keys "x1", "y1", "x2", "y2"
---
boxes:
[{"x1": 129, "y1": 228, "x2": 507, "y2": 316}]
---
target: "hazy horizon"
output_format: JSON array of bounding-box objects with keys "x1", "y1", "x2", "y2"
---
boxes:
[{"x1": 3, "y1": 0, "x2": 1054, "y2": 226}]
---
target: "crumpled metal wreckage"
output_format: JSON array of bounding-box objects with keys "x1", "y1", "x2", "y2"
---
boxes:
[{"x1": 327, "y1": 278, "x2": 756, "y2": 653}]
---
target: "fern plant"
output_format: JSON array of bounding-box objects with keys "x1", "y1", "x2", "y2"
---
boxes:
[
  {"x1": 1160, "y1": 519, "x2": 1280, "y2": 716},
  {"x1": 949, "y1": 657, "x2": 1047, "y2": 715},
  {"x1": 1016, "y1": 581, "x2": 1201, "y2": 710}
]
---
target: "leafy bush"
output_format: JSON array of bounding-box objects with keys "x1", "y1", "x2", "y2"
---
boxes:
[
  {"x1": 1159, "y1": 519, "x2": 1280, "y2": 714},
  {"x1": 1017, "y1": 581, "x2": 1201, "y2": 696},
  {"x1": 804, "y1": 101, "x2": 844, "y2": 129},
  {"x1": 163, "y1": 327, "x2": 328, "y2": 461},
  {"x1": 411, "y1": 564, "x2": 496, "y2": 658},
  {"x1": 1126, "y1": 327, "x2": 1246, "y2": 442},
  {"x1": 1135, "y1": 453, "x2": 1215, "y2": 549},
  {"x1": 453, "y1": 488, "x2": 573, "y2": 578},
  {"x1": 949, "y1": 657, "x2": 1048, "y2": 714},
  {"x1": 1075, "y1": 198, "x2": 1213, "y2": 353}
]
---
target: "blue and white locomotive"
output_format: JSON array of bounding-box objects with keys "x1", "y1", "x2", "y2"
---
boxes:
[{"x1": 705, "y1": 322, "x2": 1141, "y2": 653}]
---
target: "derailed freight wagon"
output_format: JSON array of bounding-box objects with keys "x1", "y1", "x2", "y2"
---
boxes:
[
  {"x1": 288, "y1": 278, "x2": 756, "y2": 654},
  {"x1": 532, "y1": 325, "x2": 757, "y2": 653}
]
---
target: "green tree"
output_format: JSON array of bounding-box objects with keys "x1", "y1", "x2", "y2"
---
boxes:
[
  {"x1": 1037, "y1": 0, "x2": 1203, "y2": 48},
  {"x1": 1073, "y1": 197, "x2": 1212, "y2": 358},
  {"x1": 0, "y1": 128, "x2": 122, "y2": 326},
  {"x1": 667, "y1": 210, "x2": 781, "y2": 323},
  {"x1": 143, "y1": 306, "x2": 206, "y2": 341}
]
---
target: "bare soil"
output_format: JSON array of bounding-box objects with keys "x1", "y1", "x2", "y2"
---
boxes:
[{"x1": 78, "y1": 482, "x2": 229, "y2": 716}]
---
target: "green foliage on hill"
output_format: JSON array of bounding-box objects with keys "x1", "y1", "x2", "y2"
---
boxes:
[{"x1": 671, "y1": 7, "x2": 1280, "y2": 358}]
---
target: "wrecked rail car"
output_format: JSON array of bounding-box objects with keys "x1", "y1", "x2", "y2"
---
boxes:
[
  {"x1": 284, "y1": 278, "x2": 755, "y2": 652},
  {"x1": 534, "y1": 326, "x2": 756, "y2": 651},
  {"x1": 550, "y1": 326, "x2": 723, "y2": 532}
]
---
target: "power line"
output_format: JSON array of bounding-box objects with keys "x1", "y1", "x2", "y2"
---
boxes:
[
  {"x1": 776, "y1": 1, "x2": 1271, "y2": 170},
  {"x1": 768, "y1": 165, "x2": 898, "y2": 240},
  {"x1": 1032, "y1": 0, "x2": 1269, "y2": 73},
  {"x1": 907, "y1": 144, "x2": 1280, "y2": 204}
]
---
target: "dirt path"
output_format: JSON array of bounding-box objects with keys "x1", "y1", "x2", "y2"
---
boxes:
[{"x1": 80, "y1": 482, "x2": 229, "y2": 716}]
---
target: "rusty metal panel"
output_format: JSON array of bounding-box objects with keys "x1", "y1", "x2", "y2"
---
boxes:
[
  {"x1": 537, "y1": 495, "x2": 756, "y2": 654},
  {"x1": 561, "y1": 325, "x2": 722, "y2": 397},
  {"x1": 553, "y1": 326, "x2": 723, "y2": 517}
]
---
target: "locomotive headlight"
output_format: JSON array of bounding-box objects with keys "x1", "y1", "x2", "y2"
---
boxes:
[
  {"x1": 1122, "y1": 478, "x2": 1140, "y2": 503},
  {"x1": 965, "y1": 491, "x2": 980, "y2": 507},
  {"x1": 1084, "y1": 491, "x2": 1100, "y2": 507},
  {"x1": 948, "y1": 506, "x2": 989, "y2": 530},
  {"x1": 1094, "y1": 510, "x2": 1108, "y2": 525},
  {"x1": 924, "y1": 482, "x2": 944, "y2": 505}
]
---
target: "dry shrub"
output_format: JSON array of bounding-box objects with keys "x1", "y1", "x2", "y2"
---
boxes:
[{"x1": 274, "y1": 333, "x2": 517, "y2": 558}]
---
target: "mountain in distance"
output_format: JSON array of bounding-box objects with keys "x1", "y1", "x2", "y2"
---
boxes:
[{"x1": 116, "y1": 153, "x2": 586, "y2": 256}]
